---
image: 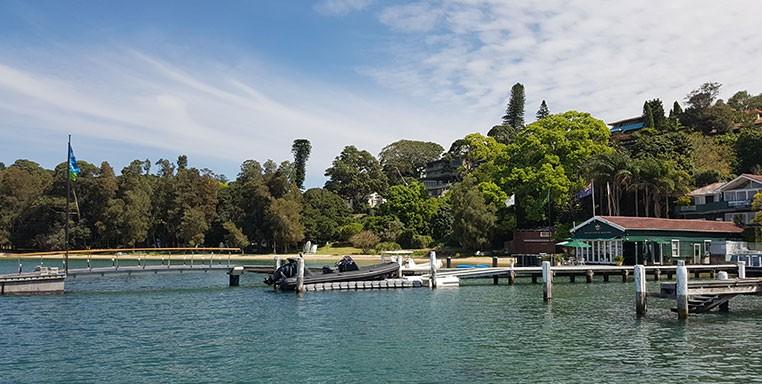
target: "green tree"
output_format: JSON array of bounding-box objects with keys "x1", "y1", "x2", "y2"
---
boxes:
[
  {"x1": 736, "y1": 127, "x2": 762, "y2": 173},
  {"x1": 643, "y1": 102, "x2": 656, "y2": 128},
  {"x1": 266, "y1": 193, "x2": 304, "y2": 253},
  {"x1": 325, "y1": 146, "x2": 388, "y2": 211},
  {"x1": 291, "y1": 139, "x2": 312, "y2": 190},
  {"x1": 487, "y1": 124, "x2": 515, "y2": 144},
  {"x1": 379, "y1": 181, "x2": 437, "y2": 236},
  {"x1": 536, "y1": 100, "x2": 550, "y2": 120},
  {"x1": 669, "y1": 101, "x2": 683, "y2": 118},
  {"x1": 502, "y1": 82, "x2": 525, "y2": 130},
  {"x1": 223, "y1": 220, "x2": 250, "y2": 249},
  {"x1": 499, "y1": 111, "x2": 612, "y2": 224},
  {"x1": 449, "y1": 175, "x2": 496, "y2": 251},
  {"x1": 643, "y1": 99, "x2": 665, "y2": 129},
  {"x1": 302, "y1": 188, "x2": 351, "y2": 244},
  {"x1": 379, "y1": 140, "x2": 443, "y2": 184}
]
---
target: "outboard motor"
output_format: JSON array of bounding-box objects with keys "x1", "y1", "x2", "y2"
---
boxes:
[
  {"x1": 264, "y1": 259, "x2": 298, "y2": 286},
  {"x1": 336, "y1": 256, "x2": 359, "y2": 272}
]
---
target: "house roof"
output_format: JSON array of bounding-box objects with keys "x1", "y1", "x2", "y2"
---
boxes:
[
  {"x1": 717, "y1": 174, "x2": 762, "y2": 191},
  {"x1": 572, "y1": 216, "x2": 744, "y2": 234},
  {"x1": 608, "y1": 116, "x2": 644, "y2": 126},
  {"x1": 688, "y1": 181, "x2": 726, "y2": 196}
]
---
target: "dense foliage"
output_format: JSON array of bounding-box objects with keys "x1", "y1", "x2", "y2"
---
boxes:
[{"x1": 1, "y1": 83, "x2": 760, "y2": 253}]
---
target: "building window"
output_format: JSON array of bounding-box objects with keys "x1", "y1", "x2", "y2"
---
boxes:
[{"x1": 671, "y1": 240, "x2": 680, "y2": 258}]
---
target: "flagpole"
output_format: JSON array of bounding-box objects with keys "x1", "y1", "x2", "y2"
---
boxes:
[
  {"x1": 65, "y1": 134, "x2": 71, "y2": 275},
  {"x1": 591, "y1": 179, "x2": 596, "y2": 217}
]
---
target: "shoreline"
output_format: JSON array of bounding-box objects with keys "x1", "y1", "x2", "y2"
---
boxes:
[{"x1": 0, "y1": 253, "x2": 517, "y2": 266}]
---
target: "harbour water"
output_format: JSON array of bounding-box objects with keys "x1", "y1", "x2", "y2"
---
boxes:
[{"x1": 2, "y1": 259, "x2": 762, "y2": 383}]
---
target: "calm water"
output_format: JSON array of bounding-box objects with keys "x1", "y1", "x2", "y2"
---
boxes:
[{"x1": 2, "y1": 259, "x2": 762, "y2": 383}]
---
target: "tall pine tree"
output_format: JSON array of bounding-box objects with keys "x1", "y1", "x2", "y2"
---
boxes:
[
  {"x1": 669, "y1": 100, "x2": 683, "y2": 118},
  {"x1": 502, "y1": 83, "x2": 525, "y2": 130},
  {"x1": 536, "y1": 100, "x2": 550, "y2": 120},
  {"x1": 291, "y1": 139, "x2": 311, "y2": 190},
  {"x1": 643, "y1": 102, "x2": 656, "y2": 128}
]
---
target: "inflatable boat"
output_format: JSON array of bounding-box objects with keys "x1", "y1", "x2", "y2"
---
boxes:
[{"x1": 264, "y1": 256, "x2": 400, "y2": 291}]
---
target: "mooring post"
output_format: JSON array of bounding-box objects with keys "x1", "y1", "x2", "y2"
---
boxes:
[
  {"x1": 296, "y1": 254, "x2": 305, "y2": 294},
  {"x1": 569, "y1": 274, "x2": 576, "y2": 283},
  {"x1": 275, "y1": 256, "x2": 282, "y2": 269},
  {"x1": 492, "y1": 256, "x2": 499, "y2": 285},
  {"x1": 622, "y1": 269, "x2": 629, "y2": 283},
  {"x1": 654, "y1": 268, "x2": 661, "y2": 281},
  {"x1": 112, "y1": 257, "x2": 115, "y2": 269},
  {"x1": 396, "y1": 255, "x2": 403, "y2": 278},
  {"x1": 542, "y1": 261, "x2": 552, "y2": 302},
  {"x1": 18, "y1": 262, "x2": 22, "y2": 274},
  {"x1": 228, "y1": 266, "x2": 243, "y2": 287},
  {"x1": 603, "y1": 272, "x2": 609, "y2": 282},
  {"x1": 676, "y1": 261, "x2": 688, "y2": 320},
  {"x1": 87, "y1": 258, "x2": 91, "y2": 271},
  {"x1": 586, "y1": 270, "x2": 594, "y2": 284},
  {"x1": 737, "y1": 261, "x2": 746, "y2": 279},
  {"x1": 508, "y1": 267, "x2": 516, "y2": 285},
  {"x1": 446, "y1": 257, "x2": 452, "y2": 269},
  {"x1": 635, "y1": 264, "x2": 647, "y2": 317},
  {"x1": 429, "y1": 250, "x2": 438, "y2": 289},
  {"x1": 531, "y1": 274, "x2": 538, "y2": 284},
  {"x1": 717, "y1": 271, "x2": 729, "y2": 280},
  {"x1": 694, "y1": 270, "x2": 701, "y2": 279}
]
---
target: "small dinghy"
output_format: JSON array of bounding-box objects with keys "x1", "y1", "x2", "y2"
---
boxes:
[{"x1": 264, "y1": 256, "x2": 400, "y2": 291}]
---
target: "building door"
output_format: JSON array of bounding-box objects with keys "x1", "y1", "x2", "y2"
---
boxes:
[{"x1": 693, "y1": 244, "x2": 701, "y2": 264}]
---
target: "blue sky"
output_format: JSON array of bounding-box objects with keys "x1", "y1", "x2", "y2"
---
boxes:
[{"x1": 2, "y1": 0, "x2": 761, "y2": 187}]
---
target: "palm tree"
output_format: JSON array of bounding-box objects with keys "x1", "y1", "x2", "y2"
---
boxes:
[{"x1": 590, "y1": 151, "x2": 634, "y2": 216}]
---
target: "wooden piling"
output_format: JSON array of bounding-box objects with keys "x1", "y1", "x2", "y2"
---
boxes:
[
  {"x1": 531, "y1": 275, "x2": 537, "y2": 284},
  {"x1": 621, "y1": 269, "x2": 629, "y2": 282},
  {"x1": 508, "y1": 269, "x2": 516, "y2": 285},
  {"x1": 569, "y1": 274, "x2": 576, "y2": 283},
  {"x1": 694, "y1": 270, "x2": 701, "y2": 279},
  {"x1": 634, "y1": 264, "x2": 646, "y2": 317},
  {"x1": 396, "y1": 255, "x2": 403, "y2": 278},
  {"x1": 603, "y1": 272, "x2": 609, "y2": 282},
  {"x1": 429, "y1": 251, "x2": 438, "y2": 289},
  {"x1": 586, "y1": 270, "x2": 593, "y2": 284},
  {"x1": 492, "y1": 256, "x2": 499, "y2": 285},
  {"x1": 667, "y1": 271, "x2": 673, "y2": 280},
  {"x1": 542, "y1": 261, "x2": 552, "y2": 302},
  {"x1": 654, "y1": 269, "x2": 661, "y2": 281},
  {"x1": 296, "y1": 255, "x2": 305, "y2": 294},
  {"x1": 676, "y1": 261, "x2": 688, "y2": 320},
  {"x1": 446, "y1": 257, "x2": 452, "y2": 268},
  {"x1": 275, "y1": 256, "x2": 282, "y2": 269},
  {"x1": 737, "y1": 261, "x2": 746, "y2": 279}
]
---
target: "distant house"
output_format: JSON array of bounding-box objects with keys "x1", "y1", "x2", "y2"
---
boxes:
[
  {"x1": 751, "y1": 109, "x2": 762, "y2": 126},
  {"x1": 420, "y1": 158, "x2": 463, "y2": 197},
  {"x1": 571, "y1": 216, "x2": 744, "y2": 265},
  {"x1": 608, "y1": 116, "x2": 646, "y2": 147},
  {"x1": 366, "y1": 192, "x2": 386, "y2": 209},
  {"x1": 675, "y1": 174, "x2": 762, "y2": 225}
]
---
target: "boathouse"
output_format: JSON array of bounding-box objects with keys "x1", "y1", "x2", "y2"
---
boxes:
[{"x1": 570, "y1": 216, "x2": 744, "y2": 265}]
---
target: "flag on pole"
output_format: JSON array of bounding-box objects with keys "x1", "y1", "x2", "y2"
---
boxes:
[
  {"x1": 68, "y1": 143, "x2": 80, "y2": 181},
  {"x1": 574, "y1": 182, "x2": 593, "y2": 200},
  {"x1": 505, "y1": 194, "x2": 515, "y2": 207}
]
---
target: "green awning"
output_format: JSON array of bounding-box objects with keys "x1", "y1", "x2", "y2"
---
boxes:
[{"x1": 556, "y1": 240, "x2": 591, "y2": 248}]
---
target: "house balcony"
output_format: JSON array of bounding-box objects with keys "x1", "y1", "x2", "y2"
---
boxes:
[
  {"x1": 676, "y1": 201, "x2": 729, "y2": 214},
  {"x1": 676, "y1": 200, "x2": 752, "y2": 215}
]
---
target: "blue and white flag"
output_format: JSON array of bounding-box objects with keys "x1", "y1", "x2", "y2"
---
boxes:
[{"x1": 574, "y1": 182, "x2": 593, "y2": 199}]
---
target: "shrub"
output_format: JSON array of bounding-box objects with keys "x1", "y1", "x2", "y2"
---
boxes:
[
  {"x1": 375, "y1": 241, "x2": 402, "y2": 252},
  {"x1": 411, "y1": 234, "x2": 433, "y2": 249},
  {"x1": 350, "y1": 230, "x2": 380, "y2": 254}
]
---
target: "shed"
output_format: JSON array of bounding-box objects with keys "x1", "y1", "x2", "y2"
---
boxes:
[{"x1": 570, "y1": 216, "x2": 744, "y2": 265}]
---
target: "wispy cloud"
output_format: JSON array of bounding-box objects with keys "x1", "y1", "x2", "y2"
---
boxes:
[
  {"x1": 314, "y1": 0, "x2": 372, "y2": 16},
  {"x1": 368, "y1": 0, "x2": 762, "y2": 122},
  {"x1": 0, "y1": 48, "x2": 470, "y2": 185}
]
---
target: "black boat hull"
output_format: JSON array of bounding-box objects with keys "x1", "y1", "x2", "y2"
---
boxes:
[{"x1": 273, "y1": 261, "x2": 400, "y2": 291}]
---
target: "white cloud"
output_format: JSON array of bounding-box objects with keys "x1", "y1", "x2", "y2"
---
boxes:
[
  {"x1": 314, "y1": 0, "x2": 372, "y2": 16},
  {"x1": 366, "y1": 0, "x2": 762, "y2": 123},
  {"x1": 0, "y1": 48, "x2": 476, "y2": 186}
]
